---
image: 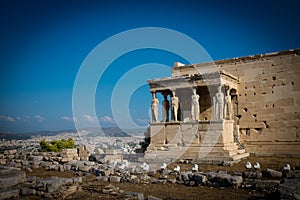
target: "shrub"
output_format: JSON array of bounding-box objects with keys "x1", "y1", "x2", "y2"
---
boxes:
[{"x1": 40, "y1": 138, "x2": 75, "y2": 152}]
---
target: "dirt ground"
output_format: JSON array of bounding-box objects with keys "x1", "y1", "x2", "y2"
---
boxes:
[{"x1": 26, "y1": 156, "x2": 300, "y2": 200}]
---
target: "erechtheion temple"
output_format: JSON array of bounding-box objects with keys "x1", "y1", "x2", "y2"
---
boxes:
[{"x1": 144, "y1": 49, "x2": 300, "y2": 163}]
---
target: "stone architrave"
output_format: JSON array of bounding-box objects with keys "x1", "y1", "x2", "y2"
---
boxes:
[
  {"x1": 225, "y1": 89, "x2": 233, "y2": 120},
  {"x1": 171, "y1": 91, "x2": 179, "y2": 121},
  {"x1": 214, "y1": 85, "x2": 224, "y2": 120},
  {"x1": 191, "y1": 88, "x2": 200, "y2": 121},
  {"x1": 162, "y1": 94, "x2": 170, "y2": 122},
  {"x1": 151, "y1": 92, "x2": 159, "y2": 122}
]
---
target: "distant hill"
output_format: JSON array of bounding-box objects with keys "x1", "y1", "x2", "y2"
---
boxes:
[
  {"x1": 82, "y1": 127, "x2": 131, "y2": 137},
  {"x1": 0, "y1": 127, "x2": 141, "y2": 140},
  {"x1": 0, "y1": 132, "x2": 31, "y2": 140},
  {"x1": 32, "y1": 129, "x2": 75, "y2": 137}
]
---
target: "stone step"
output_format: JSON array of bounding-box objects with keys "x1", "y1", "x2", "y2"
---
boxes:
[
  {"x1": 231, "y1": 152, "x2": 250, "y2": 160},
  {"x1": 237, "y1": 149, "x2": 246, "y2": 154}
]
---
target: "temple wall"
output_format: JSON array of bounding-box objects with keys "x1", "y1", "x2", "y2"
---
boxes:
[{"x1": 173, "y1": 49, "x2": 300, "y2": 156}]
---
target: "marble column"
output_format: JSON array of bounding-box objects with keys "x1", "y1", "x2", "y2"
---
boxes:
[
  {"x1": 213, "y1": 85, "x2": 224, "y2": 120},
  {"x1": 225, "y1": 88, "x2": 233, "y2": 120},
  {"x1": 151, "y1": 92, "x2": 159, "y2": 122},
  {"x1": 171, "y1": 91, "x2": 179, "y2": 121},
  {"x1": 191, "y1": 88, "x2": 200, "y2": 121}
]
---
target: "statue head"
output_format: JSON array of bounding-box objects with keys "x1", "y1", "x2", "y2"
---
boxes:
[
  {"x1": 193, "y1": 88, "x2": 197, "y2": 94},
  {"x1": 218, "y1": 85, "x2": 222, "y2": 92},
  {"x1": 152, "y1": 92, "x2": 156, "y2": 98},
  {"x1": 226, "y1": 88, "x2": 230, "y2": 95},
  {"x1": 172, "y1": 91, "x2": 176, "y2": 97}
]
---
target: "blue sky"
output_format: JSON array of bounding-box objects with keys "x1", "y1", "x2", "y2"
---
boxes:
[{"x1": 0, "y1": 0, "x2": 299, "y2": 133}]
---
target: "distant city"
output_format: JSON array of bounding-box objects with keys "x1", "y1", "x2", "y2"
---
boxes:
[{"x1": 0, "y1": 127, "x2": 146, "y2": 155}]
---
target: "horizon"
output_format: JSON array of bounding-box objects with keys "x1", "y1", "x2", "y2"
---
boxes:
[{"x1": 0, "y1": 0, "x2": 299, "y2": 133}]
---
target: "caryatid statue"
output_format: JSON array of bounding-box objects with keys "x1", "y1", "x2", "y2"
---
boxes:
[
  {"x1": 191, "y1": 88, "x2": 200, "y2": 121},
  {"x1": 171, "y1": 91, "x2": 179, "y2": 121},
  {"x1": 162, "y1": 94, "x2": 170, "y2": 122},
  {"x1": 214, "y1": 85, "x2": 224, "y2": 120},
  {"x1": 225, "y1": 89, "x2": 233, "y2": 120},
  {"x1": 151, "y1": 92, "x2": 159, "y2": 122}
]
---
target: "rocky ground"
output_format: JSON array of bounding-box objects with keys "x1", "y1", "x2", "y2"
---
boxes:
[
  {"x1": 21, "y1": 156, "x2": 299, "y2": 200},
  {"x1": 1, "y1": 143, "x2": 300, "y2": 200}
]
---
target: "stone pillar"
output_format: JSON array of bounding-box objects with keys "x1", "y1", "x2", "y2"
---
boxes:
[
  {"x1": 171, "y1": 91, "x2": 179, "y2": 121},
  {"x1": 151, "y1": 92, "x2": 159, "y2": 122},
  {"x1": 191, "y1": 88, "x2": 200, "y2": 121},
  {"x1": 225, "y1": 88, "x2": 233, "y2": 120},
  {"x1": 213, "y1": 85, "x2": 224, "y2": 120},
  {"x1": 162, "y1": 93, "x2": 170, "y2": 122}
]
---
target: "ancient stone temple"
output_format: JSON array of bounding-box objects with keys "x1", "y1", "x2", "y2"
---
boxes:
[{"x1": 144, "y1": 49, "x2": 300, "y2": 163}]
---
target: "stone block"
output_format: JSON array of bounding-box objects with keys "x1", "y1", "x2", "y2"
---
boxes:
[
  {"x1": 78, "y1": 165, "x2": 91, "y2": 172},
  {"x1": 61, "y1": 185, "x2": 78, "y2": 198},
  {"x1": 80, "y1": 157, "x2": 89, "y2": 161},
  {"x1": 109, "y1": 176, "x2": 121, "y2": 183},
  {"x1": 21, "y1": 188, "x2": 36, "y2": 196},
  {"x1": 64, "y1": 164, "x2": 71, "y2": 171},
  {"x1": 165, "y1": 125, "x2": 181, "y2": 145},
  {"x1": 266, "y1": 168, "x2": 282, "y2": 178},
  {"x1": 32, "y1": 156, "x2": 44, "y2": 162},
  {"x1": 124, "y1": 192, "x2": 144, "y2": 200},
  {"x1": 73, "y1": 177, "x2": 82, "y2": 183},
  {"x1": 284, "y1": 106, "x2": 300, "y2": 113},
  {"x1": 255, "y1": 180, "x2": 280, "y2": 190},
  {"x1": 0, "y1": 159, "x2": 6, "y2": 165},
  {"x1": 286, "y1": 120, "x2": 300, "y2": 127},
  {"x1": 150, "y1": 124, "x2": 166, "y2": 145},
  {"x1": 0, "y1": 168, "x2": 26, "y2": 189},
  {"x1": 6, "y1": 149, "x2": 17, "y2": 155},
  {"x1": 228, "y1": 175, "x2": 243, "y2": 187},
  {"x1": 96, "y1": 176, "x2": 109, "y2": 182},
  {"x1": 274, "y1": 98, "x2": 295, "y2": 106},
  {"x1": 46, "y1": 178, "x2": 63, "y2": 193},
  {"x1": 84, "y1": 161, "x2": 95, "y2": 166},
  {"x1": 193, "y1": 173, "x2": 208, "y2": 184},
  {"x1": 0, "y1": 189, "x2": 19, "y2": 200}
]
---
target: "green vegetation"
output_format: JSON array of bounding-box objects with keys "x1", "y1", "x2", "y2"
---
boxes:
[{"x1": 40, "y1": 138, "x2": 75, "y2": 152}]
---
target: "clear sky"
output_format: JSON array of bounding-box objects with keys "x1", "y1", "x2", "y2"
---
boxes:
[{"x1": 0, "y1": 0, "x2": 299, "y2": 133}]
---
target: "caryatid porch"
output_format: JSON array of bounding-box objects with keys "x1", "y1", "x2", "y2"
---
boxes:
[{"x1": 144, "y1": 70, "x2": 249, "y2": 163}]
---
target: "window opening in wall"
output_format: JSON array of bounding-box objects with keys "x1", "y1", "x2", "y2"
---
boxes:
[{"x1": 246, "y1": 128, "x2": 250, "y2": 136}]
